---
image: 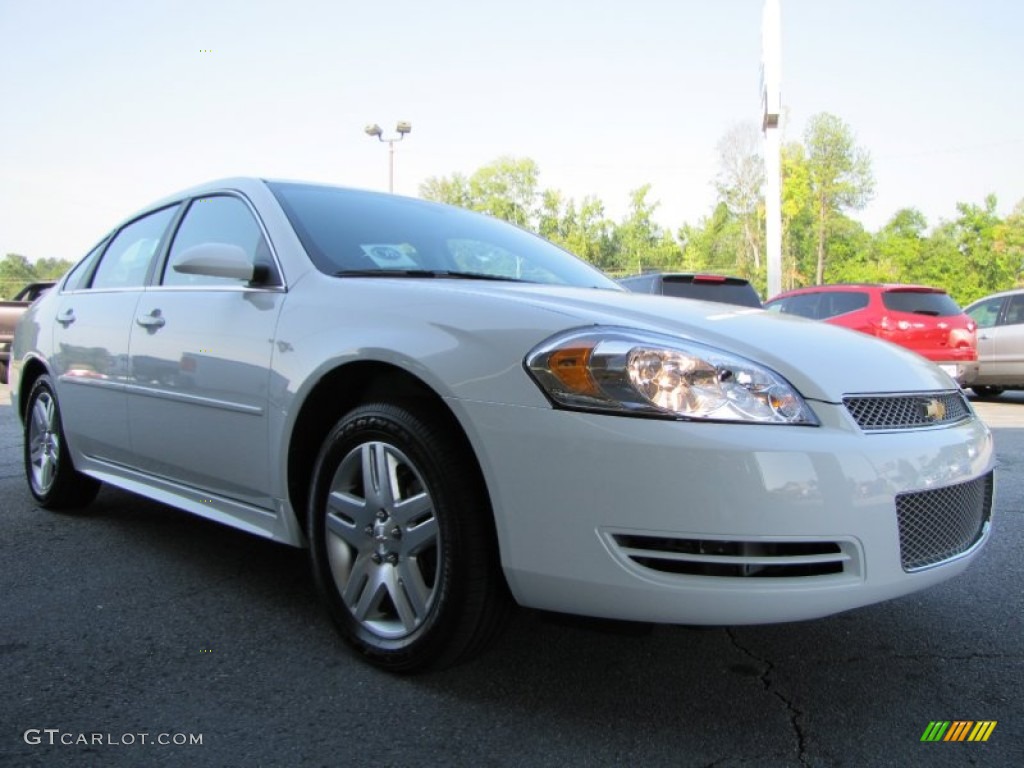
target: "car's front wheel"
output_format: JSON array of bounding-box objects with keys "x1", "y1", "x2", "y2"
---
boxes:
[
  {"x1": 308, "y1": 402, "x2": 508, "y2": 672},
  {"x1": 23, "y1": 375, "x2": 101, "y2": 509}
]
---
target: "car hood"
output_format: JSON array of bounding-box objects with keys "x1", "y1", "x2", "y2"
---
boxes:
[{"x1": 427, "y1": 281, "x2": 956, "y2": 403}]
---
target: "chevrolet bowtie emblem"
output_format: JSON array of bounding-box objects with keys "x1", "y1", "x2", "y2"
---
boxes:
[{"x1": 923, "y1": 398, "x2": 947, "y2": 421}]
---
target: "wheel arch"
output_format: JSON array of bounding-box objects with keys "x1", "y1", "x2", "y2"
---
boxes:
[
  {"x1": 285, "y1": 361, "x2": 498, "y2": 549},
  {"x1": 15, "y1": 356, "x2": 51, "y2": 425}
]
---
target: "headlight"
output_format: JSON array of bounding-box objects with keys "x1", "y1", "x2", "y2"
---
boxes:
[{"x1": 525, "y1": 328, "x2": 818, "y2": 425}]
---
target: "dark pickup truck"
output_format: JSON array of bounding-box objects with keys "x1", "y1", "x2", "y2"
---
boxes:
[{"x1": 1, "y1": 281, "x2": 55, "y2": 384}]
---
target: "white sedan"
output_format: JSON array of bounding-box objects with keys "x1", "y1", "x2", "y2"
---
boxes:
[{"x1": 11, "y1": 178, "x2": 994, "y2": 671}]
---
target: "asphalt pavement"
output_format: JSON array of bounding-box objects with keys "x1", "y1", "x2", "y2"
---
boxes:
[{"x1": 1, "y1": 386, "x2": 1022, "y2": 767}]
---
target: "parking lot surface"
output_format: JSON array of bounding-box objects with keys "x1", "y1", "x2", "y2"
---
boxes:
[{"x1": 2, "y1": 386, "x2": 1021, "y2": 767}]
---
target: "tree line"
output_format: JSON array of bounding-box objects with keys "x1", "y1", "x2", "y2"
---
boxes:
[
  {"x1": 421, "y1": 112, "x2": 1024, "y2": 306},
  {"x1": 0, "y1": 254, "x2": 74, "y2": 300},
  {"x1": 5, "y1": 116, "x2": 1021, "y2": 307}
]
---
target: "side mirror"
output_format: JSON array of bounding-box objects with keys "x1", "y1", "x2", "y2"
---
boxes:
[{"x1": 172, "y1": 243, "x2": 256, "y2": 282}]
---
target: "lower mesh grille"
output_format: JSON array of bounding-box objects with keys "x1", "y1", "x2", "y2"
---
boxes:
[
  {"x1": 610, "y1": 535, "x2": 850, "y2": 578},
  {"x1": 897, "y1": 472, "x2": 993, "y2": 571}
]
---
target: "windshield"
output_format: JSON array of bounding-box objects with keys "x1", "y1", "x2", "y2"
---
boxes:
[{"x1": 267, "y1": 182, "x2": 620, "y2": 289}]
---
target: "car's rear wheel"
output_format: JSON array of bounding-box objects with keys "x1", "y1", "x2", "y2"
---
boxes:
[
  {"x1": 23, "y1": 375, "x2": 101, "y2": 509},
  {"x1": 971, "y1": 386, "x2": 1005, "y2": 399},
  {"x1": 308, "y1": 402, "x2": 508, "y2": 672}
]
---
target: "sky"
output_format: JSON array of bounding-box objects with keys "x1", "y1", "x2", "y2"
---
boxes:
[{"x1": 2, "y1": 0, "x2": 1023, "y2": 263}]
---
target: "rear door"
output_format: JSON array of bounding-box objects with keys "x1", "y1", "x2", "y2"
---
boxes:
[
  {"x1": 967, "y1": 296, "x2": 1005, "y2": 375},
  {"x1": 51, "y1": 206, "x2": 179, "y2": 464},
  {"x1": 989, "y1": 294, "x2": 1024, "y2": 382}
]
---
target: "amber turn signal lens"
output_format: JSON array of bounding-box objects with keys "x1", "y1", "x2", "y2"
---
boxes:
[{"x1": 547, "y1": 345, "x2": 600, "y2": 396}]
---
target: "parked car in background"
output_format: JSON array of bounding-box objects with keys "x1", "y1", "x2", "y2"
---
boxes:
[
  {"x1": 765, "y1": 284, "x2": 978, "y2": 385},
  {"x1": 617, "y1": 272, "x2": 762, "y2": 308},
  {"x1": 962, "y1": 288, "x2": 1024, "y2": 398},
  {"x1": 12, "y1": 179, "x2": 994, "y2": 672},
  {"x1": 0, "y1": 281, "x2": 55, "y2": 384}
]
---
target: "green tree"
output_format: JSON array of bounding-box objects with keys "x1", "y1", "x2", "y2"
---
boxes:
[
  {"x1": 0, "y1": 253, "x2": 36, "y2": 299},
  {"x1": 561, "y1": 196, "x2": 616, "y2": 268},
  {"x1": 419, "y1": 173, "x2": 471, "y2": 209},
  {"x1": 819, "y1": 215, "x2": 872, "y2": 283},
  {"x1": 467, "y1": 156, "x2": 539, "y2": 228},
  {"x1": 804, "y1": 113, "x2": 874, "y2": 284},
  {"x1": 779, "y1": 142, "x2": 815, "y2": 290},
  {"x1": 421, "y1": 156, "x2": 540, "y2": 228},
  {"x1": 678, "y1": 203, "x2": 744, "y2": 276},
  {"x1": 613, "y1": 185, "x2": 681, "y2": 274},
  {"x1": 993, "y1": 198, "x2": 1024, "y2": 287}
]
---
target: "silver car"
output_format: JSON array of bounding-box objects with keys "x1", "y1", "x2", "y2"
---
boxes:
[
  {"x1": 964, "y1": 288, "x2": 1024, "y2": 398},
  {"x1": 11, "y1": 179, "x2": 995, "y2": 672}
]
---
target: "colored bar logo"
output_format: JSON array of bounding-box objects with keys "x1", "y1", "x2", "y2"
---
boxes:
[{"x1": 921, "y1": 721, "x2": 997, "y2": 742}]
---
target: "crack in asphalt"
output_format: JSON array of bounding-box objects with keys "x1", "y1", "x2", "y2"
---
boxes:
[{"x1": 726, "y1": 628, "x2": 810, "y2": 767}]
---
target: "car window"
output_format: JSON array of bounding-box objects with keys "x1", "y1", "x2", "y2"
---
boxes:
[
  {"x1": 819, "y1": 291, "x2": 869, "y2": 319},
  {"x1": 881, "y1": 290, "x2": 961, "y2": 316},
  {"x1": 618, "y1": 275, "x2": 658, "y2": 293},
  {"x1": 63, "y1": 240, "x2": 108, "y2": 292},
  {"x1": 967, "y1": 297, "x2": 1004, "y2": 329},
  {"x1": 163, "y1": 195, "x2": 275, "y2": 287},
  {"x1": 1003, "y1": 294, "x2": 1024, "y2": 326},
  {"x1": 774, "y1": 293, "x2": 822, "y2": 319},
  {"x1": 661, "y1": 277, "x2": 762, "y2": 307},
  {"x1": 90, "y1": 206, "x2": 178, "y2": 290}
]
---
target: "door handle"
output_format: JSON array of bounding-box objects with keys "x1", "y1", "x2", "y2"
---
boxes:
[
  {"x1": 136, "y1": 309, "x2": 166, "y2": 329},
  {"x1": 56, "y1": 308, "x2": 75, "y2": 326}
]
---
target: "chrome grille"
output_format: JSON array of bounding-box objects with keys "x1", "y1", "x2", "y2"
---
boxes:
[
  {"x1": 897, "y1": 472, "x2": 993, "y2": 571},
  {"x1": 610, "y1": 535, "x2": 852, "y2": 578},
  {"x1": 844, "y1": 391, "x2": 971, "y2": 431}
]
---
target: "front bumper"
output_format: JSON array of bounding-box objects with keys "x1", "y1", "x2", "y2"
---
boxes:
[
  {"x1": 935, "y1": 360, "x2": 979, "y2": 387},
  {"x1": 455, "y1": 398, "x2": 994, "y2": 625}
]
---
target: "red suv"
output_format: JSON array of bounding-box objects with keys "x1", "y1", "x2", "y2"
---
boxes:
[{"x1": 765, "y1": 284, "x2": 978, "y2": 384}]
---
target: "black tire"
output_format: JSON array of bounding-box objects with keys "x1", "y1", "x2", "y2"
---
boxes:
[
  {"x1": 971, "y1": 386, "x2": 1005, "y2": 399},
  {"x1": 308, "y1": 402, "x2": 508, "y2": 672},
  {"x1": 23, "y1": 375, "x2": 101, "y2": 510}
]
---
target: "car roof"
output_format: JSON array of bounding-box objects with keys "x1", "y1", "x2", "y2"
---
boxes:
[
  {"x1": 964, "y1": 288, "x2": 1024, "y2": 307},
  {"x1": 621, "y1": 272, "x2": 751, "y2": 282},
  {"x1": 767, "y1": 283, "x2": 948, "y2": 301}
]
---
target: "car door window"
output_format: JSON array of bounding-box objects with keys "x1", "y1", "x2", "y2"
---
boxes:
[
  {"x1": 90, "y1": 207, "x2": 178, "y2": 290},
  {"x1": 1002, "y1": 295, "x2": 1024, "y2": 326},
  {"x1": 162, "y1": 195, "x2": 276, "y2": 287},
  {"x1": 967, "y1": 297, "x2": 1004, "y2": 329},
  {"x1": 62, "y1": 239, "x2": 108, "y2": 292},
  {"x1": 821, "y1": 291, "x2": 868, "y2": 318},
  {"x1": 779, "y1": 293, "x2": 822, "y2": 319}
]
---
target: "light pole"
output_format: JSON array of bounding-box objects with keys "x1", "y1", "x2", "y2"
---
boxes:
[
  {"x1": 761, "y1": 0, "x2": 782, "y2": 298},
  {"x1": 364, "y1": 121, "x2": 412, "y2": 193}
]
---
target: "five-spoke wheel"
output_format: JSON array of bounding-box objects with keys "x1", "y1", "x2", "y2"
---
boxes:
[
  {"x1": 308, "y1": 402, "x2": 507, "y2": 672},
  {"x1": 23, "y1": 374, "x2": 100, "y2": 509}
]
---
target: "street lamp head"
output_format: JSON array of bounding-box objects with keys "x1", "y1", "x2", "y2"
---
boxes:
[
  {"x1": 395, "y1": 121, "x2": 412, "y2": 135},
  {"x1": 364, "y1": 123, "x2": 383, "y2": 138}
]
